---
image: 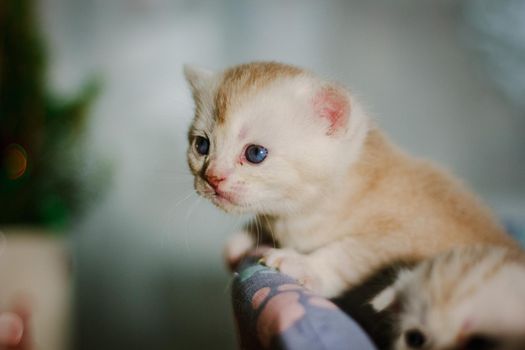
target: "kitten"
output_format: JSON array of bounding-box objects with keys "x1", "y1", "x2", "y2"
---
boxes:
[
  {"x1": 184, "y1": 61, "x2": 515, "y2": 298},
  {"x1": 371, "y1": 245, "x2": 525, "y2": 350}
]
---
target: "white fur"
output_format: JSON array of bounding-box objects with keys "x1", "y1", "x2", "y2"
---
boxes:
[
  {"x1": 373, "y1": 246, "x2": 525, "y2": 350},
  {"x1": 184, "y1": 63, "x2": 511, "y2": 299},
  {"x1": 186, "y1": 68, "x2": 369, "y2": 220}
]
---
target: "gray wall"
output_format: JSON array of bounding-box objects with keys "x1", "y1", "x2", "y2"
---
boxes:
[{"x1": 38, "y1": 1, "x2": 524, "y2": 349}]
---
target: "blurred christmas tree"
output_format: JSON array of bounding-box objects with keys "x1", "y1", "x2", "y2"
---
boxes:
[{"x1": 0, "y1": 0, "x2": 99, "y2": 230}]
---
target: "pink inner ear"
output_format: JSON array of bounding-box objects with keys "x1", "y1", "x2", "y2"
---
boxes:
[{"x1": 313, "y1": 86, "x2": 350, "y2": 135}]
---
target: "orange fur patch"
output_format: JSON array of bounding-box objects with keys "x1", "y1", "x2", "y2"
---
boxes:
[{"x1": 214, "y1": 62, "x2": 303, "y2": 124}]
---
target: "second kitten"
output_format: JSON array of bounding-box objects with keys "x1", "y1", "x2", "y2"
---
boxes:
[{"x1": 372, "y1": 245, "x2": 525, "y2": 350}]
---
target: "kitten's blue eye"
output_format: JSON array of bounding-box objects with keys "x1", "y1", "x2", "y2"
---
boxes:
[
  {"x1": 195, "y1": 136, "x2": 209, "y2": 155},
  {"x1": 245, "y1": 144, "x2": 268, "y2": 164}
]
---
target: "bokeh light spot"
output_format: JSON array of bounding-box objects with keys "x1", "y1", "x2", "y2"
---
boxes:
[{"x1": 4, "y1": 144, "x2": 28, "y2": 180}]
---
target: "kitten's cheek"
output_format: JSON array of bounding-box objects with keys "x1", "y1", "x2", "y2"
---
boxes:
[
  {"x1": 193, "y1": 179, "x2": 201, "y2": 192},
  {"x1": 194, "y1": 180, "x2": 211, "y2": 198},
  {"x1": 193, "y1": 178, "x2": 199, "y2": 191}
]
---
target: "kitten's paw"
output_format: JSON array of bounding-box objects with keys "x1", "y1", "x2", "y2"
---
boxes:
[
  {"x1": 261, "y1": 249, "x2": 322, "y2": 293},
  {"x1": 223, "y1": 230, "x2": 255, "y2": 271}
]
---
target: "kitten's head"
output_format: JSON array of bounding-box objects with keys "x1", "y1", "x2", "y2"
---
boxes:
[
  {"x1": 371, "y1": 246, "x2": 525, "y2": 350},
  {"x1": 184, "y1": 62, "x2": 368, "y2": 214}
]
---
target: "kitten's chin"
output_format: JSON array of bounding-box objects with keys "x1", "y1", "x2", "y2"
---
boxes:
[
  {"x1": 210, "y1": 194, "x2": 242, "y2": 213},
  {"x1": 195, "y1": 187, "x2": 248, "y2": 214}
]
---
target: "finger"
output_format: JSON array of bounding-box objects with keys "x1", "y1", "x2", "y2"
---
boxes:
[
  {"x1": 248, "y1": 245, "x2": 272, "y2": 258},
  {"x1": 0, "y1": 312, "x2": 24, "y2": 346},
  {"x1": 11, "y1": 296, "x2": 34, "y2": 350}
]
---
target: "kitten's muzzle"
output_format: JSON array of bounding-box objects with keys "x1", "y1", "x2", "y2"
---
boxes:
[{"x1": 205, "y1": 173, "x2": 226, "y2": 191}]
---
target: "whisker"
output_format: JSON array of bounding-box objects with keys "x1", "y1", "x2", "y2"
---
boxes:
[
  {"x1": 171, "y1": 191, "x2": 196, "y2": 209},
  {"x1": 160, "y1": 191, "x2": 196, "y2": 244},
  {"x1": 183, "y1": 196, "x2": 202, "y2": 252}
]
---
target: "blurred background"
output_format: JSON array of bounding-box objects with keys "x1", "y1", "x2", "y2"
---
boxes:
[{"x1": 1, "y1": 0, "x2": 524, "y2": 349}]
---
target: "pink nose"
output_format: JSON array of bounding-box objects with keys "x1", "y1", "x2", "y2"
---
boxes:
[{"x1": 206, "y1": 174, "x2": 226, "y2": 190}]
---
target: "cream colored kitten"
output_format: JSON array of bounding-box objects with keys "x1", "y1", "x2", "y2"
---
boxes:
[
  {"x1": 371, "y1": 245, "x2": 525, "y2": 350},
  {"x1": 184, "y1": 61, "x2": 515, "y2": 298}
]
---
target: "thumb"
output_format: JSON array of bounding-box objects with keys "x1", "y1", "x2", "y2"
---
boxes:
[{"x1": 0, "y1": 312, "x2": 24, "y2": 346}]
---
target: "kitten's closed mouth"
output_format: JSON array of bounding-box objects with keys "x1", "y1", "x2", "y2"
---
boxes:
[
  {"x1": 197, "y1": 182, "x2": 238, "y2": 207},
  {"x1": 214, "y1": 189, "x2": 236, "y2": 204}
]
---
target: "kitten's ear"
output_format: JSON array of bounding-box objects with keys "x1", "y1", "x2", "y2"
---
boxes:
[
  {"x1": 183, "y1": 64, "x2": 215, "y2": 93},
  {"x1": 312, "y1": 84, "x2": 351, "y2": 136},
  {"x1": 371, "y1": 285, "x2": 398, "y2": 312}
]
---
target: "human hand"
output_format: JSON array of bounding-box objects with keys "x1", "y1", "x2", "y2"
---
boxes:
[{"x1": 0, "y1": 299, "x2": 32, "y2": 350}]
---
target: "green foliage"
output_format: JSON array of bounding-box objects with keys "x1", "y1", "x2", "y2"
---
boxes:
[{"x1": 0, "y1": 0, "x2": 100, "y2": 230}]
